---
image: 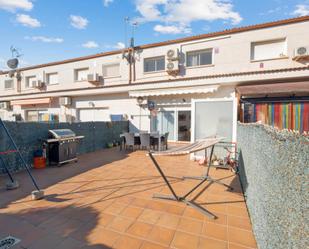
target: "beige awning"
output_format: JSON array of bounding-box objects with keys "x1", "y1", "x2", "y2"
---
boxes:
[
  {"x1": 11, "y1": 98, "x2": 51, "y2": 106},
  {"x1": 236, "y1": 82, "x2": 309, "y2": 96},
  {"x1": 129, "y1": 85, "x2": 219, "y2": 97}
]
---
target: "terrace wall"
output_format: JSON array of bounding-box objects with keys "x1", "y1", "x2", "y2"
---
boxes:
[
  {"x1": 0, "y1": 121, "x2": 128, "y2": 173},
  {"x1": 237, "y1": 123, "x2": 308, "y2": 249}
]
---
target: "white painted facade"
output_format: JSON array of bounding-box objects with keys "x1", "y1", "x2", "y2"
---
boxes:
[{"x1": 0, "y1": 17, "x2": 309, "y2": 143}]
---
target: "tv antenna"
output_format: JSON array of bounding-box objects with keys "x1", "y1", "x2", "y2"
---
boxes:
[
  {"x1": 124, "y1": 17, "x2": 130, "y2": 48},
  {"x1": 130, "y1": 21, "x2": 138, "y2": 48},
  {"x1": 7, "y1": 46, "x2": 22, "y2": 70}
]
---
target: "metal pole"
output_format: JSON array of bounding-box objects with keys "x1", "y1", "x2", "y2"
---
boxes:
[
  {"x1": 0, "y1": 155, "x2": 14, "y2": 183},
  {"x1": 0, "y1": 119, "x2": 40, "y2": 191},
  {"x1": 148, "y1": 152, "x2": 178, "y2": 200},
  {"x1": 205, "y1": 145, "x2": 214, "y2": 177}
]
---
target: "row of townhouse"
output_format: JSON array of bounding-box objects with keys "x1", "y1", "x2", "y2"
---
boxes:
[{"x1": 0, "y1": 16, "x2": 309, "y2": 143}]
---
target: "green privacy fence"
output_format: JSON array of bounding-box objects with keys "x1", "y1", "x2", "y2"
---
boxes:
[
  {"x1": 0, "y1": 121, "x2": 128, "y2": 173},
  {"x1": 237, "y1": 123, "x2": 308, "y2": 249}
]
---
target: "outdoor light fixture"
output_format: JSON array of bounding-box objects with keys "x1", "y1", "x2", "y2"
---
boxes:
[{"x1": 137, "y1": 96, "x2": 144, "y2": 105}]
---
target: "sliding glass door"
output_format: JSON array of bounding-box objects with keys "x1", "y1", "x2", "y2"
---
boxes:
[{"x1": 151, "y1": 111, "x2": 175, "y2": 140}]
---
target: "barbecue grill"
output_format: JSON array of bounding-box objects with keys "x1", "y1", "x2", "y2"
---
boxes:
[{"x1": 45, "y1": 129, "x2": 84, "y2": 166}]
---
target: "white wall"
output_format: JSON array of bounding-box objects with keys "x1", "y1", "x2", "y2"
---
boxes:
[
  {"x1": 73, "y1": 93, "x2": 150, "y2": 132},
  {"x1": 0, "y1": 20, "x2": 308, "y2": 98}
]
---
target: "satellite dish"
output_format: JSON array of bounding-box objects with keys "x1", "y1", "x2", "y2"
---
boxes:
[
  {"x1": 147, "y1": 100, "x2": 155, "y2": 111},
  {"x1": 7, "y1": 58, "x2": 19, "y2": 69}
]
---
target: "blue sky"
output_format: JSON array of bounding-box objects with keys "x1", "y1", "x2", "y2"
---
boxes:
[{"x1": 0, "y1": 0, "x2": 308, "y2": 69}]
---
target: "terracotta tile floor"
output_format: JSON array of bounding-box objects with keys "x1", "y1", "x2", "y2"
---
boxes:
[{"x1": 0, "y1": 148, "x2": 257, "y2": 249}]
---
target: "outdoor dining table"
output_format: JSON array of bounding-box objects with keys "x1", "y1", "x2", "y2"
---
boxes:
[{"x1": 119, "y1": 132, "x2": 166, "y2": 151}]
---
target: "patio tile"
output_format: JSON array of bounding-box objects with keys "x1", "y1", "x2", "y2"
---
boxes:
[
  {"x1": 138, "y1": 209, "x2": 162, "y2": 224},
  {"x1": 131, "y1": 197, "x2": 149, "y2": 208},
  {"x1": 177, "y1": 217, "x2": 203, "y2": 234},
  {"x1": 56, "y1": 237, "x2": 85, "y2": 249},
  {"x1": 28, "y1": 233, "x2": 64, "y2": 249},
  {"x1": 87, "y1": 227, "x2": 121, "y2": 247},
  {"x1": 228, "y1": 242, "x2": 255, "y2": 249},
  {"x1": 120, "y1": 205, "x2": 144, "y2": 219},
  {"x1": 183, "y1": 207, "x2": 205, "y2": 220},
  {"x1": 140, "y1": 241, "x2": 169, "y2": 249},
  {"x1": 206, "y1": 212, "x2": 228, "y2": 225},
  {"x1": 227, "y1": 206, "x2": 249, "y2": 218},
  {"x1": 104, "y1": 202, "x2": 127, "y2": 215},
  {"x1": 156, "y1": 213, "x2": 180, "y2": 229},
  {"x1": 198, "y1": 237, "x2": 228, "y2": 249},
  {"x1": 227, "y1": 215, "x2": 252, "y2": 231},
  {"x1": 113, "y1": 235, "x2": 143, "y2": 249},
  {"x1": 107, "y1": 216, "x2": 134, "y2": 232},
  {"x1": 126, "y1": 221, "x2": 153, "y2": 238},
  {"x1": 171, "y1": 231, "x2": 199, "y2": 249},
  {"x1": 228, "y1": 227, "x2": 257, "y2": 248},
  {"x1": 201, "y1": 222, "x2": 227, "y2": 241},
  {"x1": 147, "y1": 226, "x2": 175, "y2": 246},
  {"x1": 146, "y1": 200, "x2": 169, "y2": 212},
  {"x1": 0, "y1": 149, "x2": 257, "y2": 249},
  {"x1": 96, "y1": 212, "x2": 116, "y2": 227},
  {"x1": 165, "y1": 204, "x2": 185, "y2": 215}
]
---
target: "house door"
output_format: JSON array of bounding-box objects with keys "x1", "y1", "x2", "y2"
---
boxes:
[{"x1": 150, "y1": 108, "x2": 192, "y2": 141}]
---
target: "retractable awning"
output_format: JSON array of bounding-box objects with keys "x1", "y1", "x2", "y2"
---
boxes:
[
  {"x1": 11, "y1": 98, "x2": 51, "y2": 106},
  {"x1": 236, "y1": 82, "x2": 309, "y2": 96},
  {"x1": 129, "y1": 85, "x2": 219, "y2": 97}
]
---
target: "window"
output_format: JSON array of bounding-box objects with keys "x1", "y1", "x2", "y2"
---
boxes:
[
  {"x1": 46, "y1": 73, "x2": 58, "y2": 85},
  {"x1": 74, "y1": 68, "x2": 88, "y2": 81},
  {"x1": 186, "y1": 49, "x2": 213, "y2": 67},
  {"x1": 4, "y1": 79, "x2": 13, "y2": 89},
  {"x1": 25, "y1": 76, "x2": 36, "y2": 88},
  {"x1": 26, "y1": 109, "x2": 59, "y2": 122},
  {"x1": 103, "y1": 64, "x2": 120, "y2": 78},
  {"x1": 144, "y1": 56, "x2": 165, "y2": 73},
  {"x1": 251, "y1": 38, "x2": 287, "y2": 61}
]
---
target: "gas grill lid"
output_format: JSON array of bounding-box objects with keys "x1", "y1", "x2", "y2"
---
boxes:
[{"x1": 48, "y1": 129, "x2": 76, "y2": 139}]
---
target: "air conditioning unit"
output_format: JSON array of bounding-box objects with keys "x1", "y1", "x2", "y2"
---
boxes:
[
  {"x1": 294, "y1": 46, "x2": 309, "y2": 57},
  {"x1": 88, "y1": 73, "x2": 103, "y2": 86},
  {"x1": 0, "y1": 102, "x2": 10, "y2": 110},
  {"x1": 87, "y1": 73, "x2": 99, "y2": 82},
  {"x1": 59, "y1": 97, "x2": 72, "y2": 106},
  {"x1": 166, "y1": 60, "x2": 179, "y2": 71},
  {"x1": 36, "y1": 80, "x2": 46, "y2": 88},
  {"x1": 166, "y1": 49, "x2": 179, "y2": 60},
  {"x1": 166, "y1": 49, "x2": 180, "y2": 75}
]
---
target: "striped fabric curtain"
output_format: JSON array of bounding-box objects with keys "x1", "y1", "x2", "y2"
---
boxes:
[{"x1": 252, "y1": 102, "x2": 309, "y2": 133}]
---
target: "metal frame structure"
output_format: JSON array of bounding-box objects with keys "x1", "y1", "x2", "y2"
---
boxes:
[
  {"x1": 0, "y1": 118, "x2": 41, "y2": 191},
  {"x1": 148, "y1": 141, "x2": 233, "y2": 219}
]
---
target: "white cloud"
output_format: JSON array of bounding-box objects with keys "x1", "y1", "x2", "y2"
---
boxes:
[
  {"x1": 134, "y1": 0, "x2": 242, "y2": 34},
  {"x1": 292, "y1": 4, "x2": 309, "y2": 16},
  {"x1": 114, "y1": 42, "x2": 125, "y2": 49},
  {"x1": 0, "y1": 0, "x2": 33, "y2": 12},
  {"x1": 25, "y1": 36, "x2": 64, "y2": 43},
  {"x1": 82, "y1": 41, "x2": 99, "y2": 48},
  {"x1": 70, "y1": 15, "x2": 89, "y2": 29},
  {"x1": 103, "y1": 0, "x2": 114, "y2": 7},
  {"x1": 154, "y1": 24, "x2": 191, "y2": 34},
  {"x1": 16, "y1": 14, "x2": 41, "y2": 28},
  {"x1": 102, "y1": 42, "x2": 125, "y2": 50}
]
